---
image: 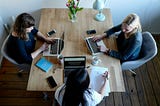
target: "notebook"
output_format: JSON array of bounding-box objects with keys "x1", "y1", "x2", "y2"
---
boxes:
[
  {"x1": 85, "y1": 36, "x2": 106, "y2": 55},
  {"x1": 35, "y1": 57, "x2": 53, "y2": 72},
  {"x1": 63, "y1": 56, "x2": 86, "y2": 81},
  {"x1": 43, "y1": 38, "x2": 64, "y2": 56},
  {"x1": 89, "y1": 66, "x2": 110, "y2": 96}
]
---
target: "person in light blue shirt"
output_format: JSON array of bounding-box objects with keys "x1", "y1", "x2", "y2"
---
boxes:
[{"x1": 93, "y1": 13, "x2": 142, "y2": 62}]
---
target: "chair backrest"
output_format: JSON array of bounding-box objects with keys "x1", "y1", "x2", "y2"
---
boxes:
[
  {"x1": 0, "y1": 16, "x2": 8, "y2": 65},
  {"x1": 1, "y1": 35, "x2": 19, "y2": 65},
  {"x1": 1, "y1": 35, "x2": 31, "y2": 71},
  {"x1": 121, "y1": 31, "x2": 158, "y2": 70}
]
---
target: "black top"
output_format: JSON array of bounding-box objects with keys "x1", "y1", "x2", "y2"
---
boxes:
[{"x1": 7, "y1": 28, "x2": 38, "y2": 64}]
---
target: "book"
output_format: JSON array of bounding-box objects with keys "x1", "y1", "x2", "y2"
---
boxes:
[
  {"x1": 89, "y1": 66, "x2": 110, "y2": 96},
  {"x1": 35, "y1": 57, "x2": 53, "y2": 72}
]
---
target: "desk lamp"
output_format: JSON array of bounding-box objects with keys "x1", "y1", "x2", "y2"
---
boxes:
[{"x1": 93, "y1": 0, "x2": 105, "y2": 21}]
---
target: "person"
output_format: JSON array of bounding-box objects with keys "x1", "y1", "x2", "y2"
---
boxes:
[
  {"x1": 7, "y1": 13, "x2": 55, "y2": 64},
  {"x1": 54, "y1": 69, "x2": 108, "y2": 106},
  {"x1": 93, "y1": 13, "x2": 142, "y2": 62}
]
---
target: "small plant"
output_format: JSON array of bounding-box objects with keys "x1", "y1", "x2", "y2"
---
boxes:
[{"x1": 66, "y1": 0, "x2": 83, "y2": 20}]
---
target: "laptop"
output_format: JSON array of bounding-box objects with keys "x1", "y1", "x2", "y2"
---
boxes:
[
  {"x1": 43, "y1": 32, "x2": 64, "y2": 56},
  {"x1": 85, "y1": 36, "x2": 106, "y2": 55},
  {"x1": 63, "y1": 56, "x2": 86, "y2": 81}
]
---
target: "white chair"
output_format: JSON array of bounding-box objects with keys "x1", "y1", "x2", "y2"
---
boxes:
[
  {"x1": 1, "y1": 35, "x2": 31, "y2": 75},
  {"x1": 121, "y1": 31, "x2": 158, "y2": 76}
]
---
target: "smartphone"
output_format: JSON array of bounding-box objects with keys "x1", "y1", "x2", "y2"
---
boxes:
[
  {"x1": 47, "y1": 29, "x2": 56, "y2": 36},
  {"x1": 46, "y1": 76, "x2": 57, "y2": 88},
  {"x1": 86, "y1": 29, "x2": 96, "y2": 35}
]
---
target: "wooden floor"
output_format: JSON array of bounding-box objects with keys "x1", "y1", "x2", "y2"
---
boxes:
[{"x1": 0, "y1": 35, "x2": 160, "y2": 106}]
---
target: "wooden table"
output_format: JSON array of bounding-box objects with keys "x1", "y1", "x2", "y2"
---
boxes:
[{"x1": 27, "y1": 8, "x2": 125, "y2": 92}]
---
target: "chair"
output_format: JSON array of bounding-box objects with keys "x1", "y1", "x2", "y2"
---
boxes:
[
  {"x1": 1, "y1": 35, "x2": 31, "y2": 75},
  {"x1": 121, "y1": 31, "x2": 158, "y2": 76}
]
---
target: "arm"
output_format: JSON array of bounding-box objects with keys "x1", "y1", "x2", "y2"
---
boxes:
[
  {"x1": 31, "y1": 43, "x2": 48, "y2": 59},
  {"x1": 36, "y1": 31, "x2": 55, "y2": 44},
  {"x1": 104, "y1": 24, "x2": 122, "y2": 37},
  {"x1": 31, "y1": 27, "x2": 55, "y2": 44},
  {"x1": 92, "y1": 24, "x2": 122, "y2": 41},
  {"x1": 98, "y1": 71, "x2": 108, "y2": 97},
  {"x1": 98, "y1": 79, "x2": 107, "y2": 98}
]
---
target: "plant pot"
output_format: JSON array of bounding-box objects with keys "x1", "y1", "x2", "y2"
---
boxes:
[{"x1": 69, "y1": 13, "x2": 77, "y2": 22}]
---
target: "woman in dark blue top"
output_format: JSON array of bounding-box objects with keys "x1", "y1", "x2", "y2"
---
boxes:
[
  {"x1": 7, "y1": 13, "x2": 55, "y2": 64},
  {"x1": 93, "y1": 13, "x2": 142, "y2": 62}
]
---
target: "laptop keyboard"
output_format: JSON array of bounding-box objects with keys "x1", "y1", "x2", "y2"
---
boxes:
[
  {"x1": 50, "y1": 39, "x2": 58, "y2": 54},
  {"x1": 87, "y1": 37, "x2": 100, "y2": 53}
]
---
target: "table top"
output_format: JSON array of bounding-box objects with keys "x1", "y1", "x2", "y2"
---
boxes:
[{"x1": 27, "y1": 8, "x2": 125, "y2": 92}]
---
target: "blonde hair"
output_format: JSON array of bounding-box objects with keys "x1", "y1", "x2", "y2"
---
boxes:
[{"x1": 122, "y1": 13, "x2": 142, "y2": 36}]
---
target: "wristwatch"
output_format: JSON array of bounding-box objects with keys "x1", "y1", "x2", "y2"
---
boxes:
[{"x1": 105, "y1": 49, "x2": 111, "y2": 55}]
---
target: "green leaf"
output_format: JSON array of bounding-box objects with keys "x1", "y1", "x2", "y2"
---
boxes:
[
  {"x1": 77, "y1": 7, "x2": 83, "y2": 11},
  {"x1": 68, "y1": 12, "x2": 72, "y2": 19}
]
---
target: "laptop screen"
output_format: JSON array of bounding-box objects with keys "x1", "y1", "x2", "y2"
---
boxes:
[
  {"x1": 63, "y1": 56, "x2": 86, "y2": 81},
  {"x1": 64, "y1": 56, "x2": 86, "y2": 69}
]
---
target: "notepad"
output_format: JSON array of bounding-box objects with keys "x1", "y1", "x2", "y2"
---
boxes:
[
  {"x1": 35, "y1": 57, "x2": 53, "y2": 72},
  {"x1": 89, "y1": 66, "x2": 110, "y2": 96}
]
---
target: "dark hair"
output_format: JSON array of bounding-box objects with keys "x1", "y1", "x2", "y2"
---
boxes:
[
  {"x1": 62, "y1": 69, "x2": 90, "y2": 106},
  {"x1": 13, "y1": 13, "x2": 35, "y2": 40}
]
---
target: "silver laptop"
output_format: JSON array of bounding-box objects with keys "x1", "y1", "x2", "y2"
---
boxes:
[
  {"x1": 85, "y1": 36, "x2": 106, "y2": 55},
  {"x1": 63, "y1": 56, "x2": 86, "y2": 81},
  {"x1": 43, "y1": 32, "x2": 64, "y2": 56}
]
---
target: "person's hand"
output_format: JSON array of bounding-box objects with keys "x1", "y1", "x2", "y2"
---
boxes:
[
  {"x1": 102, "y1": 71, "x2": 109, "y2": 80},
  {"x1": 45, "y1": 37, "x2": 55, "y2": 44},
  {"x1": 92, "y1": 35, "x2": 104, "y2": 42},
  {"x1": 98, "y1": 45, "x2": 109, "y2": 53},
  {"x1": 92, "y1": 33, "x2": 106, "y2": 42},
  {"x1": 39, "y1": 43, "x2": 49, "y2": 52}
]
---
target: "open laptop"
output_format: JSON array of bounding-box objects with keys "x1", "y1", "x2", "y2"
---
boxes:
[
  {"x1": 85, "y1": 36, "x2": 106, "y2": 55},
  {"x1": 43, "y1": 32, "x2": 64, "y2": 56},
  {"x1": 63, "y1": 56, "x2": 86, "y2": 81}
]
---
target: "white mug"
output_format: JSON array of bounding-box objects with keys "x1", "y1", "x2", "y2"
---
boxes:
[{"x1": 91, "y1": 56, "x2": 101, "y2": 65}]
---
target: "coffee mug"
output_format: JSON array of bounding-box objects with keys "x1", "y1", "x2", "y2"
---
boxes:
[{"x1": 91, "y1": 56, "x2": 101, "y2": 65}]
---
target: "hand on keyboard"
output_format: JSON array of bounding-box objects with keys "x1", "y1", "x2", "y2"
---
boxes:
[
  {"x1": 99, "y1": 45, "x2": 109, "y2": 53},
  {"x1": 40, "y1": 43, "x2": 49, "y2": 51},
  {"x1": 45, "y1": 37, "x2": 56, "y2": 44},
  {"x1": 92, "y1": 33, "x2": 106, "y2": 42}
]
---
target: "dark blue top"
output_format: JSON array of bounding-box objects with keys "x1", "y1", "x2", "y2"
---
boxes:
[
  {"x1": 104, "y1": 24, "x2": 142, "y2": 62},
  {"x1": 7, "y1": 28, "x2": 38, "y2": 64}
]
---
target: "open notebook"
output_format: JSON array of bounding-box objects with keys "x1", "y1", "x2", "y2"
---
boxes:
[
  {"x1": 89, "y1": 66, "x2": 110, "y2": 96},
  {"x1": 85, "y1": 36, "x2": 106, "y2": 55}
]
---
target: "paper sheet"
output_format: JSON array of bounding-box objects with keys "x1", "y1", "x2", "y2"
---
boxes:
[{"x1": 89, "y1": 66, "x2": 110, "y2": 96}]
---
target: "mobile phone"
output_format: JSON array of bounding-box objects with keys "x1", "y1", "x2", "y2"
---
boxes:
[
  {"x1": 47, "y1": 29, "x2": 56, "y2": 36},
  {"x1": 86, "y1": 29, "x2": 96, "y2": 35},
  {"x1": 46, "y1": 76, "x2": 57, "y2": 88}
]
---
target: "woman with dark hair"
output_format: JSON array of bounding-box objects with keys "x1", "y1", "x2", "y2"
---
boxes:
[
  {"x1": 7, "y1": 13, "x2": 55, "y2": 64},
  {"x1": 55, "y1": 69, "x2": 108, "y2": 106}
]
